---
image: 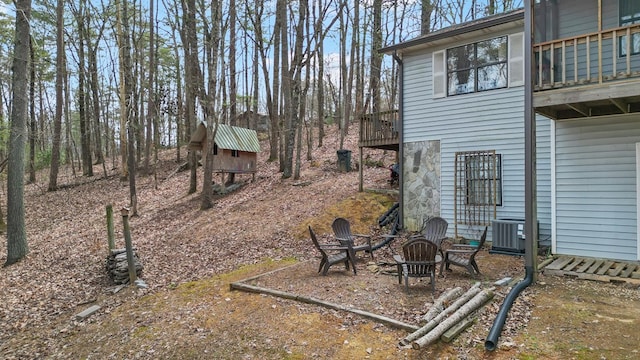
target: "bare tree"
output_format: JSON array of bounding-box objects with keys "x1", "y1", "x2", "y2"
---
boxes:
[
  {"x1": 144, "y1": 0, "x2": 156, "y2": 176},
  {"x1": 28, "y1": 37, "x2": 35, "y2": 183},
  {"x1": 200, "y1": 0, "x2": 222, "y2": 210},
  {"x1": 48, "y1": 0, "x2": 64, "y2": 192},
  {"x1": 75, "y1": 0, "x2": 93, "y2": 177},
  {"x1": 117, "y1": 0, "x2": 137, "y2": 215},
  {"x1": 6, "y1": 0, "x2": 32, "y2": 266}
]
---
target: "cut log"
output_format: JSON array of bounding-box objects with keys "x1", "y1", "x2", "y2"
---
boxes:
[
  {"x1": 231, "y1": 281, "x2": 419, "y2": 332},
  {"x1": 412, "y1": 289, "x2": 494, "y2": 349},
  {"x1": 400, "y1": 283, "x2": 481, "y2": 346},
  {"x1": 441, "y1": 315, "x2": 476, "y2": 343},
  {"x1": 423, "y1": 287, "x2": 463, "y2": 322}
]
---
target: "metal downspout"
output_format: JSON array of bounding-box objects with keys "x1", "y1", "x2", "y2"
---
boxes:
[
  {"x1": 392, "y1": 50, "x2": 404, "y2": 229},
  {"x1": 486, "y1": 0, "x2": 538, "y2": 351}
]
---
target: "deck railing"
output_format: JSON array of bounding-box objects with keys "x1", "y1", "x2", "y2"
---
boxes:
[
  {"x1": 534, "y1": 24, "x2": 640, "y2": 90},
  {"x1": 359, "y1": 109, "x2": 399, "y2": 148}
]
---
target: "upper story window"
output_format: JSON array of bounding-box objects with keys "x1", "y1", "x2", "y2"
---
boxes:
[
  {"x1": 433, "y1": 33, "x2": 523, "y2": 99},
  {"x1": 620, "y1": 0, "x2": 640, "y2": 56},
  {"x1": 231, "y1": 149, "x2": 239, "y2": 157},
  {"x1": 447, "y1": 36, "x2": 508, "y2": 96}
]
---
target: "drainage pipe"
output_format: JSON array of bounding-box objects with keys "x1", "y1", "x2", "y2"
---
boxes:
[
  {"x1": 486, "y1": 0, "x2": 537, "y2": 351},
  {"x1": 391, "y1": 50, "x2": 404, "y2": 229},
  {"x1": 484, "y1": 265, "x2": 534, "y2": 351}
]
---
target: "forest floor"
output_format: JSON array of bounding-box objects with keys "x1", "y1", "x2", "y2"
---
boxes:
[{"x1": 1, "y1": 124, "x2": 640, "y2": 359}]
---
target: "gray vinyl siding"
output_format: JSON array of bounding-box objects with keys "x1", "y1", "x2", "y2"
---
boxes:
[
  {"x1": 401, "y1": 36, "x2": 552, "y2": 242},
  {"x1": 552, "y1": 0, "x2": 640, "y2": 82},
  {"x1": 554, "y1": 115, "x2": 640, "y2": 261}
]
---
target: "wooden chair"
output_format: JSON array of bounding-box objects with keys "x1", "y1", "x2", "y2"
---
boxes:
[
  {"x1": 309, "y1": 226, "x2": 356, "y2": 276},
  {"x1": 410, "y1": 216, "x2": 448, "y2": 257},
  {"x1": 331, "y1": 217, "x2": 373, "y2": 259},
  {"x1": 393, "y1": 237, "x2": 439, "y2": 292},
  {"x1": 441, "y1": 226, "x2": 488, "y2": 277}
]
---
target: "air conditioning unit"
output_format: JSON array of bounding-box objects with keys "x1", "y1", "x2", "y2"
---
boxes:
[{"x1": 491, "y1": 218, "x2": 527, "y2": 254}]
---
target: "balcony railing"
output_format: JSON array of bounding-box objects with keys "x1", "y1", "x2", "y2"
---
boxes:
[
  {"x1": 359, "y1": 110, "x2": 399, "y2": 150},
  {"x1": 534, "y1": 24, "x2": 640, "y2": 90}
]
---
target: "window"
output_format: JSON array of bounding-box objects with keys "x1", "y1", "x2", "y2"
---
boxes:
[
  {"x1": 454, "y1": 151, "x2": 502, "y2": 226},
  {"x1": 619, "y1": 0, "x2": 640, "y2": 56},
  {"x1": 213, "y1": 144, "x2": 218, "y2": 155},
  {"x1": 447, "y1": 36, "x2": 507, "y2": 96},
  {"x1": 231, "y1": 149, "x2": 239, "y2": 157},
  {"x1": 464, "y1": 153, "x2": 502, "y2": 206}
]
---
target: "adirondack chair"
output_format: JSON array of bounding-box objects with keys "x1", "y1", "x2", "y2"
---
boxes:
[
  {"x1": 309, "y1": 226, "x2": 356, "y2": 276},
  {"x1": 441, "y1": 226, "x2": 488, "y2": 277},
  {"x1": 411, "y1": 216, "x2": 449, "y2": 257},
  {"x1": 393, "y1": 237, "x2": 439, "y2": 292},
  {"x1": 331, "y1": 217, "x2": 374, "y2": 259}
]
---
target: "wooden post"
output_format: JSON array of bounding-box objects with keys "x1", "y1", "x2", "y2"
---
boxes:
[
  {"x1": 106, "y1": 204, "x2": 115, "y2": 251},
  {"x1": 120, "y1": 207, "x2": 137, "y2": 285}
]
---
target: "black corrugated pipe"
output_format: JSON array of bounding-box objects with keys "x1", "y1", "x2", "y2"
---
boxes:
[{"x1": 484, "y1": 265, "x2": 534, "y2": 351}]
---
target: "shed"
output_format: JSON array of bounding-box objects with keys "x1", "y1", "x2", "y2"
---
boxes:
[{"x1": 188, "y1": 122, "x2": 260, "y2": 175}]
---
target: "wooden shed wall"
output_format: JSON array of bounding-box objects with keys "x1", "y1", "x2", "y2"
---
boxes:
[{"x1": 211, "y1": 149, "x2": 257, "y2": 174}]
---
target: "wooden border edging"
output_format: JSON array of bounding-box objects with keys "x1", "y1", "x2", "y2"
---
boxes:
[
  {"x1": 230, "y1": 282, "x2": 419, "y2": 332},
  {"x1": 229, "y1": 261, "x2": 419, "y2": 333}
]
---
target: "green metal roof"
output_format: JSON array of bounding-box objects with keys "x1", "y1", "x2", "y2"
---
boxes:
[
  {"x1": 214, "y1": 123, "x2": 261, "y2": 152},
  {"x1": 200, "y1": 121, "x2": 261, "y2": 153}
]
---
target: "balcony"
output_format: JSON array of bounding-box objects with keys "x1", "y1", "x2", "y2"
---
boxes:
[
  {"x1": 358, "y1": 110, "x2": 399, "y2": 151},
  {"x1": 533, "y1": 24, "x2": 640, "y2": 120}
]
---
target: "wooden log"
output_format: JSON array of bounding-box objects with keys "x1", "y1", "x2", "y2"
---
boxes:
[
  {"x1": 400, "y1": 283, "x2": 481, "y2": 346},
  {"x1": 422, "y1": 287, "x2": 464, "y2": 322},
  {"x1": 412, "y1": 289, "x2": 494, "y2": 349},
  {"x1": 440, "y1": 315, "x2": 476, "y2": 343},
  {"x1": 230, "y1": 281, "x2": 419, "y2": 332}
]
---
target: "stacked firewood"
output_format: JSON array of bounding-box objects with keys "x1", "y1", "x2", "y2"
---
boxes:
[
  {"x1": 106, "y1": 248, "x2": 143, "y2": 284},
  {"x1": 400, "y1": 283, "x2": 494, "y2": 349}
]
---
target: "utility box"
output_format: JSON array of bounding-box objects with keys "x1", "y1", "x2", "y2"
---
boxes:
[{"x1": 491, "y1": 218, "x2": 526, "y2": 254}]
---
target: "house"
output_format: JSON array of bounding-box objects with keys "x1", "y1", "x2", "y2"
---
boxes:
[
  {"x1": 376, "y1": 1, "x2": 640, "y2": 262},
  {"x1": 378, "y1": 9, "x2": 552, "y2": 246},
  {"x1": 531, "y1": 0, "x2": 640, "y2": 261},
  {"x1": 188, "y1": 122, "x2": 261, "y2": 178}
]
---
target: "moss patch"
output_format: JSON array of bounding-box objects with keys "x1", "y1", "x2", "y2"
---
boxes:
[{"x1": 296, "y1": 192, "x2": 396, "y2": 239}]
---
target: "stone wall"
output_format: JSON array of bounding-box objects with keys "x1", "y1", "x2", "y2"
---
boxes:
[{"x1": 402, "y1": 140, "x2": 441, "y2": 232}]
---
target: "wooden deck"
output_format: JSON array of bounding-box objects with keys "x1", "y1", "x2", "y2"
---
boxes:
[{"x1": 542, "y1": 256, "x2": 640, "y2": 285}]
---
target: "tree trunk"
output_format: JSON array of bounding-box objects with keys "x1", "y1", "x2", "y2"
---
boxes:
[
  {"x1": 369, "y1": 0, "x2": 382, "y2": 116},
  {"x1": 182, "y1": 0, "x2": 198, "y2": 194},
  {"x1": 269, "y1": 0, "x2": 281, "y2": 163},
  {"x1": 316, "y1": 0, "x2": 324, "y2": 147},
  {"x1": 116, "y1": 0, "x2": 127, "y2": 180},
  {"x1": 144, "y1": 0, "x2": 156, "y2": 176},
  {"x1": 77, "y1": 0, "x2": 93, "y2": 177},
  {"x1": 421, "y1": 1, "x2": 433, "y2": 35},
  {"x1": 86, "y1": 11, "x2": 107, "y2": 177},
  {"x1": 28, "y1": 37, "x2": 36, "y2": 183},
  {"x1": 48, "y1": 0, "x2": 64, "y2": 192},
  {"x1": 200, "y1": 0, "x2": 221, "y2": 210},
  {"x1": 119, "y1": 0, "x2": 136, "y2": 215},
  {"x1": 6, "y1": 0, "x2": 32, "y2": 266}
]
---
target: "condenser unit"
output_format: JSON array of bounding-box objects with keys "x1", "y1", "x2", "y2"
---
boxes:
[{"x1": 491, "y1": 218, "x2": 526, "y2": 254}]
